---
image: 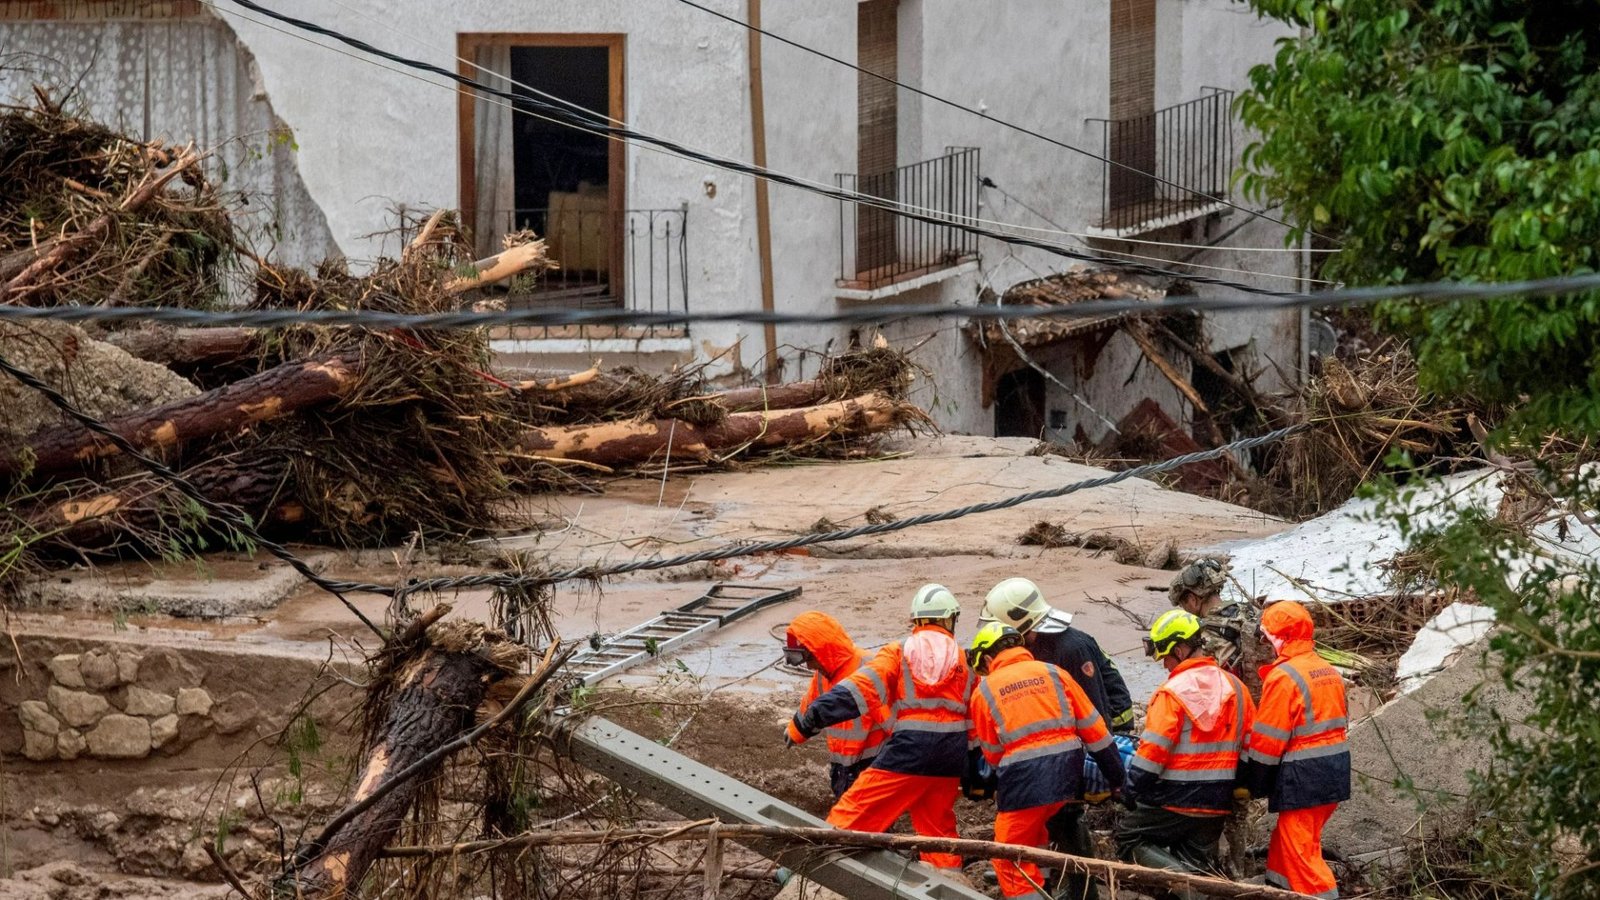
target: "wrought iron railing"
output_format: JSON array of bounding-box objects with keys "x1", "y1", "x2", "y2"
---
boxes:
[
  {"x1": 836, "y1": 147, "x2": 980, "y2": 291},
  {"x1": 501, "y1": 206, "x2": 688, "y2": 337},
  {"x1": 1088, "y1": 88, "x2": 1234, "y2": 233}
]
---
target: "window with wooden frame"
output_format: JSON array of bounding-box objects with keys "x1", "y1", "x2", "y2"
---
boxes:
[{"x1": 457, "y1": 33, "x2": 625, "y2": 307}]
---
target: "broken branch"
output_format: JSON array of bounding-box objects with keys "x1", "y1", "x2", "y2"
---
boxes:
[{"x1": 381, "y1": 822, "x2": 1317, "y2": 900}]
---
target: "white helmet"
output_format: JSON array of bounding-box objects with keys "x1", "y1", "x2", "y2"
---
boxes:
[
  {"x1": 910, "y1": 584, "x2": 961, "y2": 621},
  {"x1": 984, "y1": 578, "x2": 1054, "y2": 633}
]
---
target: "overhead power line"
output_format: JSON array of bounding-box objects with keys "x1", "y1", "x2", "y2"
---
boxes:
[
  {"x1": 668, "y1": 0, "x2": 1338, "y2": 246},
  {"x1": 218, "y1": 0, "x2": 1317, "y2": 299},
  {"x1": 5, "y1": 268, "x2": 1599, "y2": 331},
  {"x1": 316, "y1": 0, "x2": 1337, "y2": 259}
]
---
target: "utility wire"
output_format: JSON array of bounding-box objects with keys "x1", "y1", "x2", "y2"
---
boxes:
[
  {"x1": 217, "y1": 0, "x2": 1323, "y2": 299},
  {"x1": 0, "y1": 336, "x2": 1305, "y2": 603},
  {"x1": 668, "y1": 0, "x2": 1338, "y2": 245},
  {"x1": 345, "y1": 423, "x2": 1308, "y2": 598},
  {"x1": 320, "y1": 0, "x2": 1333, "y2": 258},
  {"x1": 5, "y1": 267, "x2": 1600, "y2": 331},
  {"x1": 0, "y1": 350, "x2": 384, "y2": 636}
]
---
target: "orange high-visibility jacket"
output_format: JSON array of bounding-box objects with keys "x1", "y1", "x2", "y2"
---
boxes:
[
  {"x1": 1246, "y1": 603, "x2": 1351, "y2": 812},
  {"x1": 795, "y1": 624, "x2": 974, "y2": 778},
  {"x1": 784, "y1": 612, "x2": 890, "y2": 769},
  {"x1": 1129, "y1": 656, "x2": 1254, "y2": 815},
  {"x1": 969, "y1": 646, "x2": 1125, "y2": 811}
]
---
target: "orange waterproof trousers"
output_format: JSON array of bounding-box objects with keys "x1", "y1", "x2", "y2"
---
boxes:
[
  {"x1": 992, "y1": 801, "x2": 1066, "y2": 898},
  {"x1": 1266, "y1": 804, "x2": 1339, "y2": 898},
  {"x1": 826, "y1": 768, "x2": 963, "y2": 868}
]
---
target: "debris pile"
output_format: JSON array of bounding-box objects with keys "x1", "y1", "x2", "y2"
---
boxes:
[{"x1": 0, "y1": 96, "x2": 928, "y2": 575}]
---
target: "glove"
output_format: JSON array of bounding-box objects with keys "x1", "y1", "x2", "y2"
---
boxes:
[
  {"x1": 1233, "y1": 786, "x2": 1252, "y2": 802},
  {"x1": 1120, "y1": 789, "x2": 1139, "y2": 811},
  {"x1": 784, "y1": 717, "x2": 811, "y2": 748}
]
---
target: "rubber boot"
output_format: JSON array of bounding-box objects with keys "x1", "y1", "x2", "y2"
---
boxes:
[
  {"x1": 1129, "y1": 844, "x2": 1202, "y2": 900},
  {"x1": 1047, "y1": 812, "x2": 1098, "y2": 900}
]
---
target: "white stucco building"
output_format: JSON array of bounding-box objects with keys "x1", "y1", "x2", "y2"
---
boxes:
[{"x1": 2, "y1": 0, "x2": 1306, "y2": 445}]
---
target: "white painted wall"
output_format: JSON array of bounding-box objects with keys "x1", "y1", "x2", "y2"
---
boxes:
[
  {"x1": 0, "y1": 15, "x2": 339, "y2": 268},
  {"x1": 1, "y1": 0, "x2": 1300, "y2": 440}
]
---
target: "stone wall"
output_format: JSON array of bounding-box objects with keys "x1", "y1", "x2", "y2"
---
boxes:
[
  {"x1": 16, "y1": 646, "x2": 255, "y2": 762},
  {"x1": 2, "y1": 632, "x2": 360, "y2": 878}
]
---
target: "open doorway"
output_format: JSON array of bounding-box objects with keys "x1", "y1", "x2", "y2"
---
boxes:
[
  {"x1": 459, "y1": 34, "x2": 624, "y2": 307},
  {"x1": 994, "y1": 367, "x2": 1047, "y2": 438}
]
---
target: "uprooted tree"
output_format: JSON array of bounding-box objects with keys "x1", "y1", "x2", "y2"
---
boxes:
[{"x1": 1239, "y1": 3, "x2": 1600, "y2": 896}]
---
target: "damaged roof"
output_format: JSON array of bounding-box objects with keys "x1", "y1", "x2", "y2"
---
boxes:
[{"x1": 965, "y1": 267, "x2": 1171, "y2": 350}]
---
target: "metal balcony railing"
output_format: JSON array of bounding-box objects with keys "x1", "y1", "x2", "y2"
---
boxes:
[
  {"x1": 502, "y1": 206, "x2": 688, "y2": 337},
  {"x1": 836, "y1": 147, "x2": 980, "y2": 291},
  {"x1": 1089, "y1": 88, "x2": 1234, "y2": 234}
]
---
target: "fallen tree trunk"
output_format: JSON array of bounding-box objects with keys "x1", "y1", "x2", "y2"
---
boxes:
[
  {"x1": 380, "y1": 822, "x2": 1316, "y2": 900},
  {"x1": 24, "y1": 456, "x2": 297, "y2": 550},
  {"x1": 104, "y1": 327, "x2": 257, "y2": 371},
  {"x1": 0, "y1": 350, "x2": 360, "y2": 480},
  {"x1": 290, "y1": 615, "x2": 535, "y2": 899},
  {"x1": 513, "y1": 391, "x2": 908, "y2": 468}
]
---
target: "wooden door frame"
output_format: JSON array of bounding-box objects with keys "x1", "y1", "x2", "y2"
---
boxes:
[{"x1": 457, "y1": 33, "x2": 625, "y2": 290}]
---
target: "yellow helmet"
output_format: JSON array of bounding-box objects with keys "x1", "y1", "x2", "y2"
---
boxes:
[
  {"x1": 1144, "y1": 609, "x2": 1202, "y2": 660},
  {"x1": 968, "y1": 622, "x2": 1022, "y2": 668}
]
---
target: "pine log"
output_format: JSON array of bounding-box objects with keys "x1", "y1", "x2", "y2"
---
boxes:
[
  {"x1": 0, "y1": 350, "x2": 361, "y2": 480},
  {"x1": 513, "y1": 392, "x2": 905, "y2": 468},
  {"x1": 291, "y1": 620, "x2": 532, "y2": 900},
  {"x1": 25, "y1": 456, "x2": 296, "y2": 550},
  {"x1": 700, "y1": 378, "x2": 829, "y2": 413},
  {"x1": 104, "y1": 327, "x2": 257, "y2": 371}
]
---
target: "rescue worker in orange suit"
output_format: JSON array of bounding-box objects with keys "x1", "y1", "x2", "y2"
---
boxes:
[
  {"x1": 967, "y1": 623, "x2": 1126, "y2": 900},
  {"x1": 1118, "y1": 610, "x2": 1256, "y2": 898},
  {"x1": 787, "y1": 584, "x2": 973, "y2": 873},
  {"x1": 983, "y1": 578, "x2": 1137, "y2": 734},
  {"x1": 1245, "y1": 601, "x2": 1350, "y2": 899},
  {"x1": 783, "y1": 611, "x2": 892, "y2": 798}
]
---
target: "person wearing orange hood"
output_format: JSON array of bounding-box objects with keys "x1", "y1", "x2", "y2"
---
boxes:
[
  {"x1": 783, "y1": 611, "x2": 892, "y2": 798},
  {"x1": 1245, "y1": 601, "x2": 1350, "y2": 899},
  {"x1": 787, "y1": 584, "x2": 974, "y2": 873},
  {"x1": 1118, "y1": 610, "x2": 1255, "y2": 896}
]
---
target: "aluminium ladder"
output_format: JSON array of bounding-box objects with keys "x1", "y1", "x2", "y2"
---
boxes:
[{"x1": 564, "y1": 583, "x2": 801, "y2": 686}]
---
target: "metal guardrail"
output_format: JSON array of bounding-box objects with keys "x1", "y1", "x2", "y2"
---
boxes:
[
  {"x1": 502, "y1": 206, "x2": 688, "y2": 337},
  {"x1": 1088, "y1": 89, "x2": 1234, "y2": 234},
  {"x1": 561, "y1": 716, "x2": 989, "y2": 900},
  {"x1": 836, "y1": 147, "x2": 980, "y2": 291}
]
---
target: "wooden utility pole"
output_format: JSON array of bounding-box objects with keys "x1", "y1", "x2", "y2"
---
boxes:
[{"x1": 748, "y1": 0, "x2": 780, "y2": 383}]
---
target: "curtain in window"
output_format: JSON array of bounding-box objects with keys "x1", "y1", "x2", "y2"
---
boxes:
[{"x1": 472, "y1": 43, "x2": 515, "y2": 256}]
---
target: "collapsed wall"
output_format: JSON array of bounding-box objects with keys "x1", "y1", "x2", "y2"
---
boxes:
[{"x1": 0, "y1": 6, "x2": 339, "y2": 269}]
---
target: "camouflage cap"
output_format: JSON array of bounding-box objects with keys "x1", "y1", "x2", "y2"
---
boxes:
[{"x1": 1169, "y1": 557, "x2": 1228, "y2": 604}]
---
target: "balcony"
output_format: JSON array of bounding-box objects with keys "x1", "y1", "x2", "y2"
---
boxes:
[
  {"x1": 1087, "y1": 89, "x2": 1234, "y2": 238},
  {"x1": 835, "y1": 147, "x2": 981, "y2": 300},
  {"x1": 497, "y1": 206, "x2": 688, "y2": 340}
]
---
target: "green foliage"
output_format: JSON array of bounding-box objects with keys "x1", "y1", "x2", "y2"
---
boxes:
[
  {"x1": 1241, "y1": 3, "x2": 1600, "y2": 895},
  {"x1": 1385, "y1": 474, "x2": 1600, "y2": 899},
  {"x1": 1237, "y1": 0, "x2": 1600, "y2": 438}
]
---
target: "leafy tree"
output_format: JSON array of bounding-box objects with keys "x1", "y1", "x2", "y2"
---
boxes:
[
  {"x1": 1237, "y1": 3, "x2": 1600, "y2": 897},
  {"x1": 1237, "y1": 0, "x2": 1600, "y2": 437}
]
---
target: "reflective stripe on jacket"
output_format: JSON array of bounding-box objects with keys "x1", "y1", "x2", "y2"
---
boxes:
[
  {"x1": 969, "y1": 646, "x2": 1122, "y2": 811},
  {"x1": 797, "y1": 624, "x2": 973, "y2": 778},
  {"x1": 1129, "y1": 656, "x2": 1254, "y2": 815},
  {"x1": 1247, "y1": 646, "x2": 1351, "y2": 812},
  {"x1": 785, "y1": 612, "x2": 890, "y2": 768}
]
